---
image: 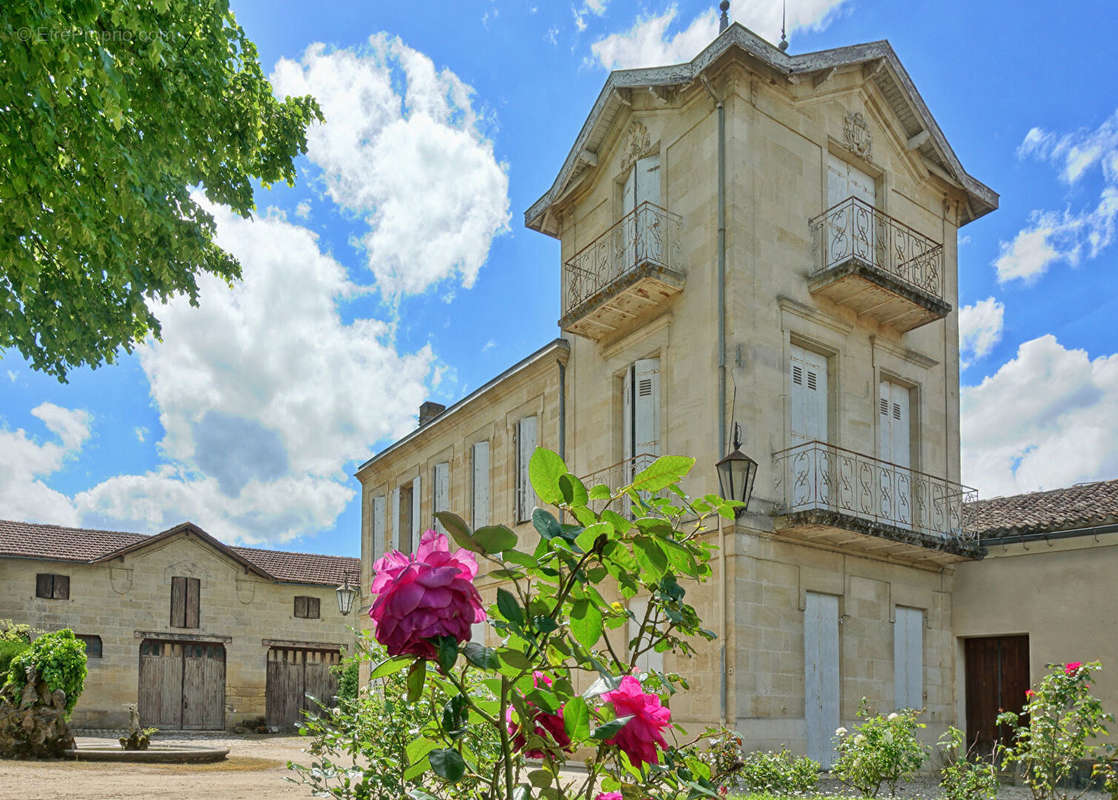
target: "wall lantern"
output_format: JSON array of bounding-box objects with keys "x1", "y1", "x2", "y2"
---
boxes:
[
  {"x1": 716, "y1": 423, "x2": 758, "y2": 516},
  {"x1": 336, "y1": 572, "x2": 358, "y2": 616}
]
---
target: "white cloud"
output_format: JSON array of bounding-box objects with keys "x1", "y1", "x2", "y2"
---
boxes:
[
  {"x1": 962, "y1": 335, "x2": 1118, "y2": 499},
  {"x1": 995, "y1": 110, "x2": 1118, "y2": 283},
  {"x1": 134, "y1": 426, "x2": 148, "y2": 443},
  {"x1": 271, "y1": 35, "x2": 510, "y2": 297},
  {"x1": 546, "y1": 26, "x2": 560, "y2": 45},
  {"x1": 959, "y1": 296, "x2": 1005, "y2": 368},
  {"x1": 0, "y1": 403, "x2": 90, "y2": 525},
  {"x1": 66, "y1": 201, "x2": 435, "y2": 545},
  {"x1": 294, "y1": 200, "x2": 311, "y2": 219},
  {"x1": 588, "y1": 1, "x2": 847, "y2": 70}
]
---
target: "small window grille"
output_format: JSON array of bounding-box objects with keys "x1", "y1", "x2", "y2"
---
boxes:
[
  {"x1": 792, "y1": 365, "x2": 803, "y2": 385},
  {"x1": 807, "y1": 371, "x2": 817, "y2": 391},
  {"x1": 880, "y1": 398, "x2": 889, "y2": 416}
]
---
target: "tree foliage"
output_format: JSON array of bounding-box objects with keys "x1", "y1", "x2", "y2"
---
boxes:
[
  {"x1": 4, "y1": 629, "x2": 87, "y2": 715},
  {"x1": 0, "y1": 0, "x2": 322, "y2": 379}
]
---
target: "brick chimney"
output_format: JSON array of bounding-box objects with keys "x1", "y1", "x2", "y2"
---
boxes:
[{"x1": 418, "y1": 401, "x2": 446, "y2": 427}]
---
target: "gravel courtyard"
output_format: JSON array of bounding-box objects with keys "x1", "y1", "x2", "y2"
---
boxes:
[{"x1": 0, "y1": 734, "x2": 314, "y2": 800}]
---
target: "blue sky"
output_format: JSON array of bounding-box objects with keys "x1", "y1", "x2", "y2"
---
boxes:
[{"x1": 3, "y1": 0, "x2": 1117, "y2": 558}]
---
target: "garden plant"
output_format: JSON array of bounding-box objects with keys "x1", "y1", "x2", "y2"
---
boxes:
[
  {"x1": 937, "y1": 725, "x2": 999, "y2": 800},
  {"x1": 833, "y1": 702, "x2": 927, "y2": 798},
  {"x1": 998, "y1": 661, "x2": 1115, "y2": 800},
  {"x1": 294, "y1": 447, "x2": 742, "y2": 800}
]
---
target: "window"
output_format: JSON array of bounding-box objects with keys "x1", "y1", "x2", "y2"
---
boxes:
[
  {"x1": 76, "y1": 634, "x2": 102, "y2": 659},
  {"x1": 879, "y1": 379, "x2": 914, "y2": 528},
  {"x1": 623, "y1": 358, "x2": 660, "y2": 479},
  {"x1": 371, "y1": 494, "x2": 386, "y2": 564},
  {"x1": 433, "y1": 461, "x2": 450, "y2": 534},
  {"x1": 515, "y1": 415, "x2": 538, "y2": 522},
  {"x1": 393, "y1": 476, "x2": 420, "y2": 554},
  {"x1": 294, "y1": 596, "x2": 321, "y2": 619},
  {"x1": 894, "y1": 607, "x2": 924, "y2": 711},
  {"x1": 170, "y1": 576, "x2": 200, "y2": 628},
  {"x1": 35, "y1": 573, "x2": 69, "y2": 600},
  {"x1": 471, "y1": 440, "x2": 490, "y2": 529},
  {"x1": 788, "y1": 345, "x2": 828, "y2": 445}
]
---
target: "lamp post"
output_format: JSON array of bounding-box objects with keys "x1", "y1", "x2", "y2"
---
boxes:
[
  {"x1": 716, "y1": 423, "x2": 758, "y2": 516},
  {"x1": 336, "y1": 571, "x2": 358, "y2": 616}
]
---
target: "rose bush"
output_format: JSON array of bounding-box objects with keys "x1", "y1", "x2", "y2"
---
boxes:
[{"x1": 350, "y1": 448, "x2": 740, "y2": 800}]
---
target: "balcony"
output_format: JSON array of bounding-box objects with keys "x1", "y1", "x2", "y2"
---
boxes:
[
  {"x1": 771, "y1": 441, "x2": 981, "y2": 565},
  {"x1": 560, "y1": 202, "x2": 684, "y2": 341},
  {"x1": 808, "y1": 197, "x2": 950, "y2": 332}
]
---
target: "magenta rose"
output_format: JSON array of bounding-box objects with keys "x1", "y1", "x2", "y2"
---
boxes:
[
  {"x1": 369, "y1": 529, "x2": 485, "y2": 659},
  {"x1": 596, "y1": 794, "x2": 623, "y2": 800},
  {"x1": 507, "y1": 672, "x2": 571, "y2": 758},
  {"x1": 1065, "y1": 661, "x2": 1083, "y2": 676},
  {"x1": 602, "y1": 675, "x2": 672, "y2": 767}
]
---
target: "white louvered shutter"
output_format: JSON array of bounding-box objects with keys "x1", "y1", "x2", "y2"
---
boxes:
[
  {"x1": 411, "y1": 474, "x2": 422, "y2": 549},
  {"x1": 623, "y1": 366, "x2": 634, "y2": 465},
  {"x1": 633, "y1": 358, "x2": 660, "y2": 459},
  {"x1": 372, "y1": 495, "x2": 386, "y2": 563},
  {"x1": 517, "y1": 416, "x2": 537, "y2": 521},
  {"x1": 879, "y1": 380, "x2": 912, "y2": 526},
  {"x1": 894, "y1": 607, "x2": 924, "y2": 711},
  {"x1": 433, "y1": 462, "x2": 449, "y2": 534},
  {"x1": 390, "y1": 487, "x2": 401, "y2": 552},
  {"x1": 789, "y1": 345, "x2": 828, "y2": 444},
  {"x1": 472, "y1": 441, "x2": 490, "y2": 529}
]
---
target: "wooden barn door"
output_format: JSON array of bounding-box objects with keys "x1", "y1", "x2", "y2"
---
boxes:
[
  {"x1": 965, "y1": 635, "x2": 1030, "y2": 753},
  {"x1": 266, "y1": 647, "x2": 341, "y2": 728},
  {"x1": 138, "y1": 640, "x2": 225, "y2": 730}
]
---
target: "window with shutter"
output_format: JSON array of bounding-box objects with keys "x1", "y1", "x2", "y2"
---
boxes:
[
  {"x1": 398, "y1": 483, "x2": 414, "y2": 554},
  {"x1": 35, "y1": 573, "x2": 68, "y2": 600},
  {"x1": 390, "y1": 486, "x2": 401, "y2": 552},
  {"x1": 472, "y1": 440, "x2": 490, "y2": 529},
  {"x1": 76, "y1": 634, "x2": 102, "y2": 659},
  {"x1": 789, "y1": 345, "x2": 828, "y2": 445},
  {"x1": 516, "y1": 416, "x2": 538, "y2": 522},
  {"x1": 294, "y1": 596, "x2": 306, "y2": 618},
  {"x1": 372, "y1": 494, "x2": 386, "y2": 564},
  {"x1": 894, "y1": 607, "x2": 924, "y2": 710},
  {"x1": 171, "y1": 576, "x2": 200, "y2": 628},
  {"x1": 294, "y1": 596, "x2": 321, "y2": 619},
  {"x1": 433, "y1": 461, "x2": 450, "y2": 534}
]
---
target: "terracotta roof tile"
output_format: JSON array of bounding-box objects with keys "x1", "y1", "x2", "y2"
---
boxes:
[
  {"x1": 963, "y1": 478, "x2": 1118, "y2": 538},
  {"x1": 0, "y1": 520, "x2": 358, "y2": 586}
]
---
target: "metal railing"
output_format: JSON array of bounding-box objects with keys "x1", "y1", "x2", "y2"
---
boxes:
[
  {"x1": 771, "y1": 440, "x2": 977, "y2": 543},
  {"x1": 579, "y1": 453, "x2": 658, "y2": 512},
  {"x1": 562, "y1": 202, "x2": 683, "y2": 317},
  {"x1": 809, "y1": 196, "x2": 944, "y2": 300}
]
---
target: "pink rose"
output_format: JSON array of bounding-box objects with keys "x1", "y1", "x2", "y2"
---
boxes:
[
  {"x1": 602, "y1": 675, "x2": 672, "y2": 767},
  {"x1": 1025, "y1": 689, "x2": 1036, "y2": 698},
  {"x1": 369, "y1": 530, "x2": 485, "y2": 659},
  {"x1": 507, "y1": 672, "x2": 571, "y2": 758},
  {"x1": 1065, "y1": 662, "x2": 1083, "y2": 676},
  {"x1": 596, "y1": 794, "x2": 623, "y2": 800}
]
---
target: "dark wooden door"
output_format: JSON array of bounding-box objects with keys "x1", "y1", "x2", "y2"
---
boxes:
[
  {"x1": 138, "y1": 640, "x2": 225, "y2": 730},
  {"x1": 266, "y1": 647, "x2": 340, "y2": 728},
  {"x1": 965, "y1": 635, "x2": 1030, "y2": 752}
]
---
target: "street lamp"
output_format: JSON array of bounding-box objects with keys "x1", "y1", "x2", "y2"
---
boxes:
[
  {"x1": 336, "y1": 571, "x2": 358, "y2": 616},
  {"x1": 716, "y1": 423, "x2": 758, "y2": 516}
]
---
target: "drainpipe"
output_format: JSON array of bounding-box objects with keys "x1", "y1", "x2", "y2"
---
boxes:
[
  {"x1": 702, "y1": 72, "x2": 729, "y2": 729},
  {"x1": 557, "y1": 358, "x2": 567, "y2": 462}
]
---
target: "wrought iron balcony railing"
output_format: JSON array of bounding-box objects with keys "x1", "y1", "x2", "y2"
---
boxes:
[
  {"x1": 579, "y1": 453, "x2": 658, "y2": 512},
  {"x1": 809, "y1": 196, "x2": 945, "y2": 300},
  {"x1": 772, "y1": 440, "x2": 977, "y2": 544},
  {"x1": 562, "y1": 202, "x2": 683, "y2": 317}
]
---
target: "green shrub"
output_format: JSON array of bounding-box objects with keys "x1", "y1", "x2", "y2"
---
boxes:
[
  {"x1": 334, "y1": 658, "x2": 359, "y2": 702},
  {"x1": 938, "y1": 726, "x2": 999, "y2": 800},
  {"x1": 0, "y1": 619, "x2": 39, "y2": 643},
  {"x1": 998, "y1": 661, "x2": 1115, "y2": 800},
  {"x1": 3, "y1": 629, "x2": 87, "y2": 714},
  {"x1": 0, "y1": 639, "x2": 29, "y2": 682},
  {"x1": 735, "y1": 748, "x2": 820, "y2": 794},
  {"x1": 833, "y1": 701, "x2": 928, "y2": 798}
]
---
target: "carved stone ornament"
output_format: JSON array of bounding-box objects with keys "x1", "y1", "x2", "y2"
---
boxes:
[
  {"x1": 842, "y1": 111, "x2": 872, "y2": 160},
  {"x1": 620, "y1": 120, "x2": 653, "y2": 171}
]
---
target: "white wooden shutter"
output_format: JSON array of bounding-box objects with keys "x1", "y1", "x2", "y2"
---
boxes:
[
  {"x1": 390, "y1": 487, "x2": 401, "y2": 552},
  {"x1": 827, "y1": 153, "x2": 875, "y2": 207},
  {"x1": 623, "y1": 366, "x2": 634, "y2": 466},
  {"x1": 372, "y1": 494, "x2": 386, "y2": 563},
  {"x1": 411, "y1": 474, "x2": 422, "y2": 547},
  {"x1": 635, "y1": 155, "x2": 660, "y2": 207},
  {"x1": 633, "y1": 358, "x2": 660, "y2": 458},
  {"x1": 628, "y1": 596, "x2": 664, "y2": 675},
  {"x1": 894, "y1": 607, "x2": 924, "y2": 711},
  {"x1": 804, "y1": 592, "x2": 840, "y2": 768},
  {"x1": 517, "y1": 416, "x2": 537, "y2": 521},
  {"x1": 878, "y1": 380, "x2": 911, "y2": 468},
  {"x1": 433, "y1": 462, "x2": 449, "y2": 534},
  {"x1": 472, "y1": 441, "x2": 490, "y2": 529},
  {"x1": 789, "y1": 345, "x2": 828, "y2": 444}
]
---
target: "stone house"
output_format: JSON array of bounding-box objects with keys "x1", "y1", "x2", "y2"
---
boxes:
[
  {"x1": 356, "y1": 17, "x2": 999, "y2": 766},
  {"x1": 0, "y1": 519, "x2": 359, "y2": 731}
]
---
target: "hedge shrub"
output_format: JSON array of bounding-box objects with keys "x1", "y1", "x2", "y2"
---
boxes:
[{"x1": 4, "y1": 629, "x2": 87, "y2": 714}]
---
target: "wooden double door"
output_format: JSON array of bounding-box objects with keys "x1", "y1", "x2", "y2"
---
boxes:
[
  {"x1": 964, "y1": 635, "x2": 1030, "y2": 753},
  {"x1": 265, "y1": 647, "x2": 340, "y2": 728},
  {"x1": 138, "y1": 639, "x2": 226, "y2": 730}
]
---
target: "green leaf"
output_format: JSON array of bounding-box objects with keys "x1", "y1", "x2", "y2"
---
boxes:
[
  {"x1": 530, "y1": 448, "x2": 567, "y2": 505},
  {"x1": 570, "y1": 598, "x2": 603, "y2": 650},
  {"x1": 574, "y1": 522, "x2": 611, "y2": 554},
  {"x1": 474, "y1": 525, "x2": 518, "y2": 554},
  {"x1": 591, "y1": 715, "x2": 633, "y2": 740},
  {"x1": 436, "y1": 511, "x2": 480, "y2": 553},
  {"x1": 498, "y1": 648, "x2": 532, "y2": 670},
  {"x1": 528, "y1": 769, "x2": 553, "y2": 788},
  {"x1": 633, "y1": 536, "x2": 668, "y2": 579},
  {"x1": 563, "y1": 696, "x2": 590, "y2": 741},
  {"x1": 497, "y1": 588, "x2": 525, "y2": 626},
  {"x1": 533, "y1": 508, "x2": 562, "y2": 540},
  {"x1": 463, "y1": 642, "x2": 499, "y2": 670},
  {"x1": 403, "y1": 755, "x2": 431, "y2": 781},
  {"x1": 369, "y1": 654, "x2": 414, "y2": 680},
  {"x1": 429, "y1": 748, "x2": 466, "y2": 782},
  {"x1": 631, "y1": 456, "x2": 696, "y2": 491},
  {"x1": 406, "y1": 658, "x2": 427, "y2": 702},
  {"x1": 435, "y1": 636, "x2": 458, "y2": 673},
  {"x1": 558, "y1": 473, "x2": 589, "y2": 507},
  {"x1": 406, "y1": 737, "x2": 439, "y2": 766},
  {"x1": 588, "y1": 484, "x2": 612, "y2": 500}
]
